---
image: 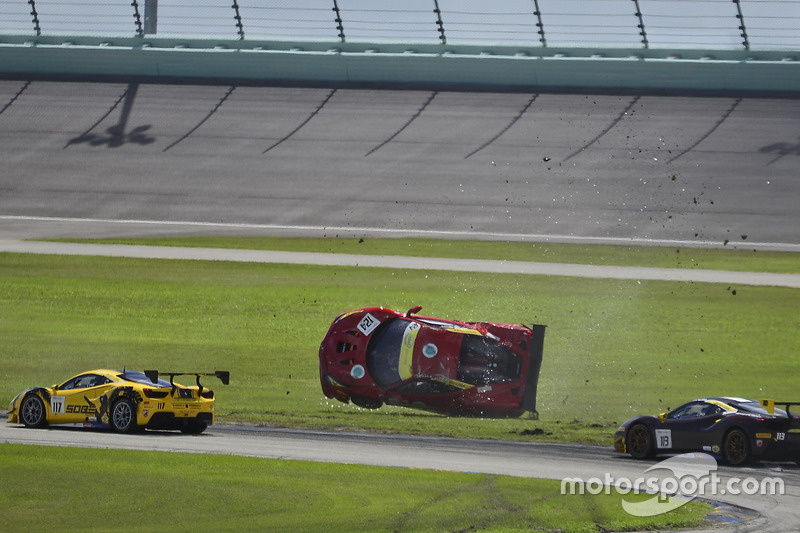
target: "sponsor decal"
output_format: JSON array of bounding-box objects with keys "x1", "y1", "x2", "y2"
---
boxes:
[
  {"x1": 398, "y1": 322, "x2": 421, "y2": 379},
  {"x1": 66, "y1": 404, "x2": 97, "y2": 415},
  {"x1": 422, "y1": 343, "x2": 438, "y2": 358}
]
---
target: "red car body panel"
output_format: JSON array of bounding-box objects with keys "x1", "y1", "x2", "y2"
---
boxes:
[{"x1": 319, "y1": 307, "x2": 546, "y2": 417}]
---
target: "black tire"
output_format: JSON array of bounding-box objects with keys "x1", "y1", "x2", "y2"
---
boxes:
[
  {"x1": 350, "y1": 395, "x2": 383, "y2": 410},
  {"x1": 20, "y1": 395, "x2": 47, "y2": 428},
  {"x1": 627, "y1": 424, "x2": 655, "y2": 459},
  {"x1": 110, "y1": 399, "x2": 138, "y2": 433},
  {"x1": 180, "y1": 419, "x2": 208, "y2": 435},
  {"x1": 723, "y1": 428, "x2": 751, "y2": 466}
]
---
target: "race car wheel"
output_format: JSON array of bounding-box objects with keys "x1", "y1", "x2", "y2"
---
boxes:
[
  {"x1": 350, "y1": 395, "x2": 383, "y2": 410},
  {"x1": 627, "y1": 424, "x2": 654, "y2": 459},
  {"x1": 20, "y1": 395, "x2": 47, "y2": 428},
  {"x1": 111, "y1": 399, "x2": 138, "y2": 433},
  {"x1": 723, "y1": 428, "x2": 750, "y2": 465}
]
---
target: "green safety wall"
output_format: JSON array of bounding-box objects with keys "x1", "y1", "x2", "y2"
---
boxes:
[{"x1": 1, "y1": 34, "x2": 799, "y2": 92}]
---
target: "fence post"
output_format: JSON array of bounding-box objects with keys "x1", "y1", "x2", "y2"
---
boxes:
[
  {"x1": 532, "y1": 0, "x2": 546, "y2": 47},
  {"x1": 131, "y1": 0, "x2": 144, "y2": 37},
  {"x1": 232, "y1": 0, "x2": 245, "y2": 40},
  {"x1": 732, "y1": 0, "x2": 750, "y2": 50},
  {"x1": 433, "y1": 0, "x2": 446, "y2": 44},
  {"x1": 632, "y1": 0, "x2": 648, "y2": 48},
  {"x1": 332, "y1": 0, "x2": 345, "y2": 42},
  {"x1": 28, "y1": 0, "x2": 42, "y2": 36}
]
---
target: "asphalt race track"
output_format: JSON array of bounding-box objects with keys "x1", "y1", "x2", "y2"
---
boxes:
[
  {"x1": 1, "y1": 79, "x2": 799, "y2": 248},
  {"x1": 1, "y1": 423, "x2": 799, "y2": 531},
  {"x1": 2, "y1": 79, "x2": 800, "y2": 531}
]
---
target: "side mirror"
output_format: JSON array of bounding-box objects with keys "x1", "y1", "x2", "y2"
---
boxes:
[
  {"x1": 658, "y1": 412, "x2": 666, "y2": 423},
  {"x1": 405, "y1": 306, "x2": 422, "y2": 316}
]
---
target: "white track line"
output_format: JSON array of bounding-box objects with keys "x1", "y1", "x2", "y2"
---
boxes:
[{"x1": 2, "y1": 215, "x2": 799, "y2": 251}]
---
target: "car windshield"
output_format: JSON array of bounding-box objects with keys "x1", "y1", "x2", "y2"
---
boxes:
[
  {"x1": 117, "y1": 370, "x2": 172, "y2": 388},
  {"x1": 366, "y1": 318, "x2": 411, "y2": 387}
]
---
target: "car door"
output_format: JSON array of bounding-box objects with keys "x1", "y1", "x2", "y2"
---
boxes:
[
  {"x1": 664, "y1": 401, "x2": 725, "y2": 451},
  {"x1": 57, "y1": 374, "x2": 113, "y2": 423}
]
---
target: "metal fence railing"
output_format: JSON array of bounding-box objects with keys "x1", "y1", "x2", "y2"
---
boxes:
[{"x1": 3, "y1": 0, "x2": 799, "y2": 50}]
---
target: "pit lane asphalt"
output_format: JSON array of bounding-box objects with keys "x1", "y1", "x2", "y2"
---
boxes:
[{"x1": 1, "y1": 422, "x2": 798, "y2": 532}]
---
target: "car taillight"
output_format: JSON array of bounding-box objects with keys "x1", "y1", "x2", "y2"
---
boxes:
[{"x1": 143, "y1": 388, "x2": 169, "y2": 399}]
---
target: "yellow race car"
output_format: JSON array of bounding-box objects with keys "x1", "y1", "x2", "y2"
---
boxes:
[{"x1": 7, "y1": 369, "x2": 229, "y2": 434}]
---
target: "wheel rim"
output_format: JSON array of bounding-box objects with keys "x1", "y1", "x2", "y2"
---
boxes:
[
  {"x1": 22, "y1": 397, "x2": 43, "y2": 425},
  {"x1": 113, "y1": 402, "x2": 132, "y2": 430},
  {"x1": 726, "y1": 431, "x2": 747, "y2": 464},
  {"x1": 628, "y1": 426, "x2": 649, "y2": 457}
]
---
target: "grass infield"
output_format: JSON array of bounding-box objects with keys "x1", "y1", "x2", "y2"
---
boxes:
[{"x1": 0, "y1": 444, "x2": 710, "y2": 533}]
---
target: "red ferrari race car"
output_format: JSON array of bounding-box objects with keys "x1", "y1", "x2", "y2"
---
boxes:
[{"x1": 319, "y1": 306, "x2": 546, "y2": 417}]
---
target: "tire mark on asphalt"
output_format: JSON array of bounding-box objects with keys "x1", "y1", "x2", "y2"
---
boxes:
[
  {"x1": 667, "y1": 98, "x2": 741, "y2": 164},
  {"x1": 366, "y1": 91, "x2": 437, "y2": 156},
  {"x1": 563, "y1": 96, "x2": 640, "y2": 163},
  {"x1": 163, "y1": 86, "x2": 236, "y2": 152},
  {"x1": 465, "y1": 93, "x2": 539, "y2": 159},
  {"x1": 262, "y1": 88, "x2": 336, "y2": 154}
]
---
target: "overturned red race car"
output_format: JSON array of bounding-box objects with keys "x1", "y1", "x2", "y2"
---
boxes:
[{"x1": 319, "y1": 306, "x2": 546, "y2": 417}]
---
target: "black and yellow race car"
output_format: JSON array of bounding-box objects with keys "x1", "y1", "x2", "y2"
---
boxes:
[
  {"x1": 614, "y1": 397, "x2": 800, "y2": 465},
  {"x1": 7, "y1": 369, "x2": 229, "y2": 434}
]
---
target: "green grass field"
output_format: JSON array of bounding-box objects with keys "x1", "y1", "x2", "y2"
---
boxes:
[
  {"x1": 2, "y1": 239, "x2": 798, "y2": 443},
  {"x1": 0, "y1": 444, "x2": 710, "y2": 533},
  {"x1": 2, "y1": 237, "x2": 796, "y2": 532}
]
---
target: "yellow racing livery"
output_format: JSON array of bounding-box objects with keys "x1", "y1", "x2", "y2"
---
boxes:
[{"x1": 8, "y1": 369, "x2": 229, "y2": 434}]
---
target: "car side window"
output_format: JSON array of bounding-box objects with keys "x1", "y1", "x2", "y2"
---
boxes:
[
  {"x1": 61, "y1": 374, "x2": 104, "y2": 390},
  {"x1": 89, "y1": 375, "x2": 110, "y2": 387},
  {"x1": 669, "y1": 402, "x2": 717, "y2": 419}
]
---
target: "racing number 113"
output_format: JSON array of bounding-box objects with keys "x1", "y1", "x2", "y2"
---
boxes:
[{"x1": 655, "y1": 429, "x2": 672, "y2": 449}]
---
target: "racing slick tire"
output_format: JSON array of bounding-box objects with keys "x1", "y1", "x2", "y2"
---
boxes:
[
  {"x1": 723, "y1": 428, "x2": 751, "y2": 466},
  {"x1": 110, "y1": 399, "x2": 139, "y2": 433},
  {"x1": 20, "y1": 395, "x2": 47, "y2": 428},
  {"x1": 350, "y1": 396, "x2": 383, "y2": 410},
  {"x1": 627, "y1": 424, "x2": 655, "y2": 459}
]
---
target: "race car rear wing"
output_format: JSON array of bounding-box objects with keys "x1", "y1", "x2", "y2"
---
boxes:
[
  {"x1": 760, "y1": 399, "x2": 800, "y2": 418},
  {"x1": 145, "y1": 370, "x2": 230, "y2": 394},
  {"x1": 521, "y1": 324, "x2": 547, "y2": 416}
]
